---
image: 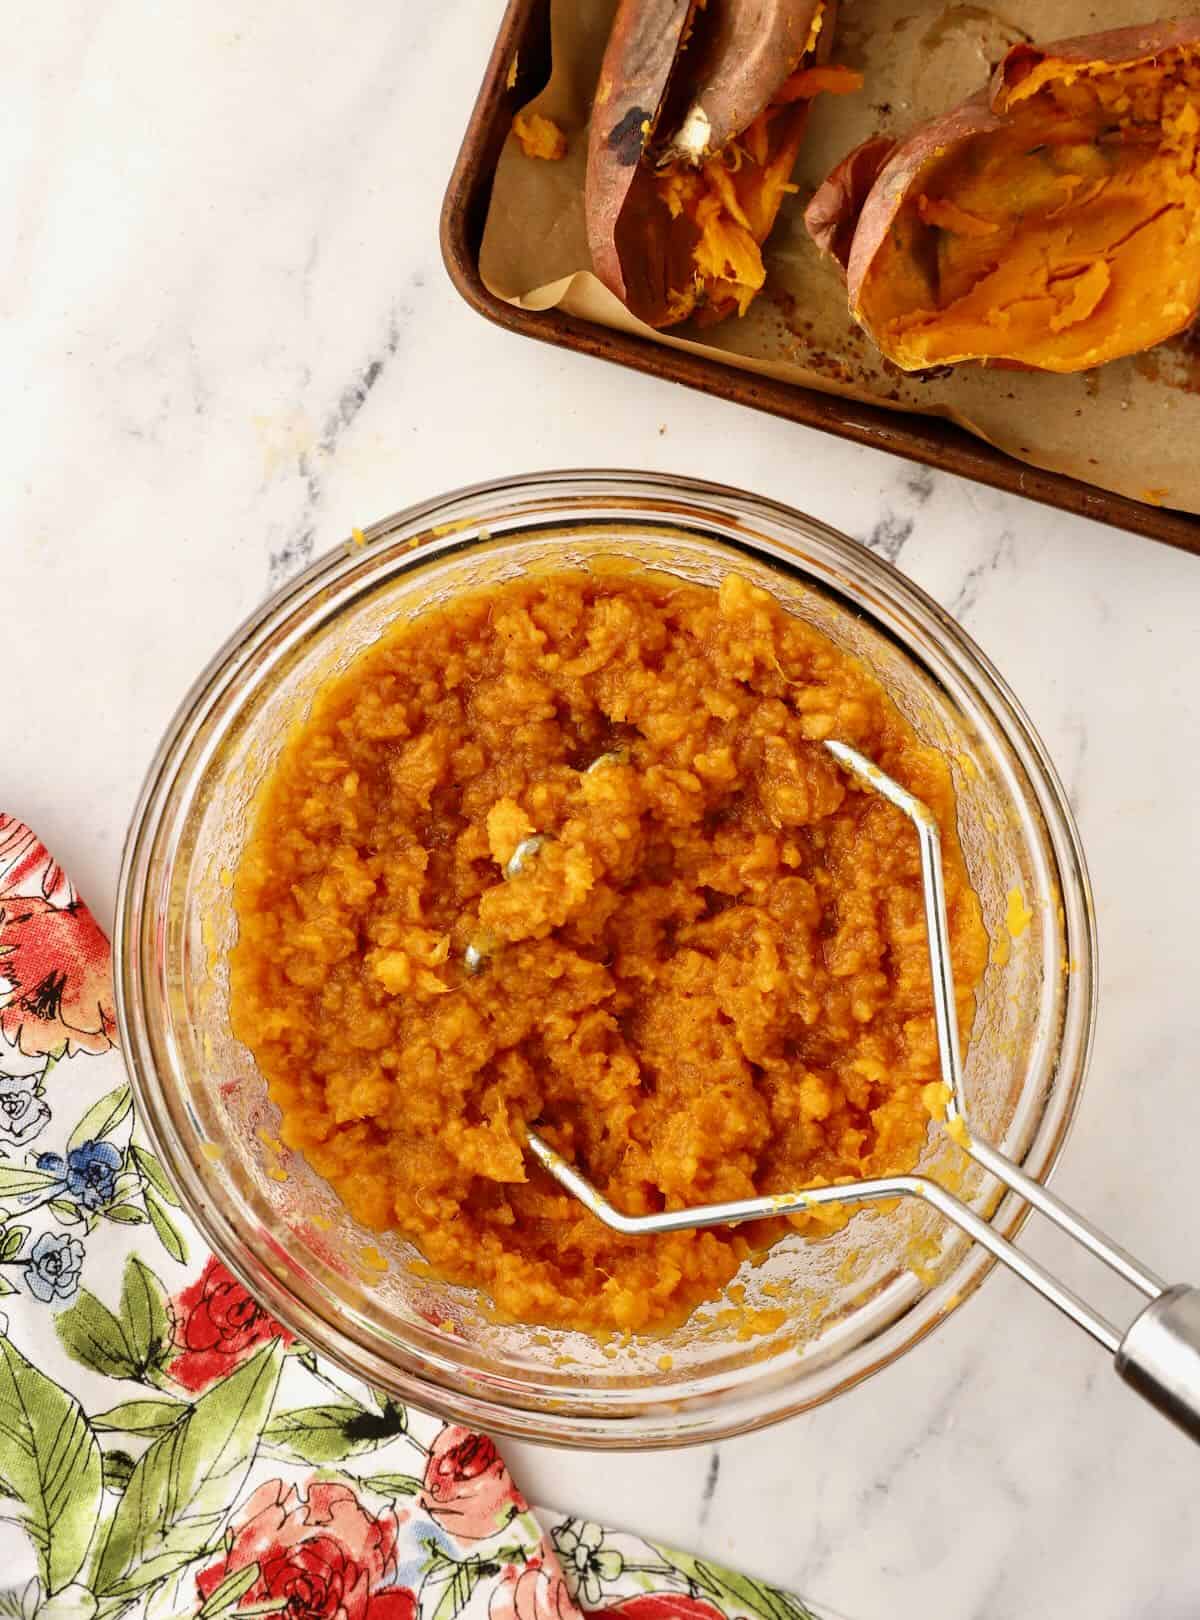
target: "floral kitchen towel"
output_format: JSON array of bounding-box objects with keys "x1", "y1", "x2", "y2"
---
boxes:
[{"x1": 0, "y1": 813, "x2": 831, "y2": 1620}]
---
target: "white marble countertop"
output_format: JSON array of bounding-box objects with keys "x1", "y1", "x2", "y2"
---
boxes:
[{"x1": 7, "y1": 5, "x2": 1200, "y2": 1617}]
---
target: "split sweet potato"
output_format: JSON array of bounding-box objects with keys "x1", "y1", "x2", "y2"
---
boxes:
[
  {"x1": 805, "y1": 20, "x2": 1200, "y2": 372},
  {"x1": 587, "y1": 0, "x2": 859, "y2": 328}
]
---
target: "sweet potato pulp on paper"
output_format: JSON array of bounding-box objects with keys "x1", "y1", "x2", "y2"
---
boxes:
[
  {"x1": 858, "y1": 39, "x2": 1200, "y2": 371},
  {"x1": 653, "y1": 99, "x2": 812, "y2": 324}
]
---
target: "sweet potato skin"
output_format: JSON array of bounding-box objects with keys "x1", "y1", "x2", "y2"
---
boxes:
[
  {"x1": 587, "y1": 0, "x2": 839, "y2": 327},
  {"x1": 586, "y1": 0, "x2": 699, "y2": 321},
  {"x1": 842, "y1": 90, "x2": 1000, "y2": 322},
  {"x1": 809, "y1": 19, "x2": 1200, "y2": 368},
  {"x1": 803, "y1": 134, "x2": 896, "y2": 274},
  {"x1": 668, "y1": 0, "x2": 828, "y2": 158},
  {"x1": 993, "y1": 17, "x2": 1200, "y2": 106}
]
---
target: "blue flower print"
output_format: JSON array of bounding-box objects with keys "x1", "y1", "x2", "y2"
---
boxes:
[
  {"x1": 0, "y1": 1072, "x2": 50, "y2": 1145},
  {"x1": 24, "y1": 1231, "x2": 85, "y2": 1302},
  {"x1": 35, "y1": 1138, "x2": 122, "y2": 1211}
]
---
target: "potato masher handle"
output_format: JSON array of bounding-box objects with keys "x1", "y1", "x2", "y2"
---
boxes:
[
  {"x1": 1115, "y1": 1285, "x2": 1200, "y2": 1443},
  {"x1": 833, "y1": 738, "x2": 1200, "y2": 1447}
]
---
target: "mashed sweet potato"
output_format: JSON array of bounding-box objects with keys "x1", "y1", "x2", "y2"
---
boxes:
[{"x1": 231, "y1": 570, "x2": 987, "y2": 1332}]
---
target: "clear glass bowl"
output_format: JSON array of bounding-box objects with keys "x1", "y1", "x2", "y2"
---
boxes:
[{"x1": 115, "y1": 471, "x2": 1095, "y2": 1447}]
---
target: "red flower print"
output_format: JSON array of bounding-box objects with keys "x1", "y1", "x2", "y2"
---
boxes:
[
  {"x1": 196, "y1": 1479, "x2": 416, "y2": 1620},
  {"x1": 0, "y1": 894, "x2": 116, "y2": 1058},
  {"x1": 0, "y1": 817, "x2": 75, "y2": 908},
  {"x1": 490, "y1": 1564, "x2": 578, "y2": 1620},
  {"x1": 600, "y1": 1600, "x2": 726, "y2": 1620},
  {"x1": 169, "y1": 1257, "x2": 294, "y2": 1392},
  {"x1": 420, "y1": 1425, "x2": 524, "y2": 1543}
]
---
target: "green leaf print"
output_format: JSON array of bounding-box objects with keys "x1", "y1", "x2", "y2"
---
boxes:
[
  {"x1": 67, "y1": 1084, "x2": 132, "y2": 1155},
  {"x1": 92, "y1": 1336, "x2": 284, "y2": 1598},
  {"x1": 358, "y1": 1472, "x2": 426, "y2": 1497},
  {"x1": 58, "y1": 1258, "x2": 173, "y2": 1382},
  {"x1": 0, "y1": 1166, "x2": 62, "y2": 1199},
  {"x1": 120, "y1": 1257, "x2": 171, "y2": 1373},
  {"x1": 103, "y1": 1205, "x2": 148, "y2": 1225},
  {"x1": 55, "y1": 1288, "x2": 140, "y2": 1381},
  {"x1": 92, "y1": 1399, "x2": 184, "y2": 1436},
  {"x1": 0, "y1": 1332, "x2": 104, "y2": 1593},
  {"x1": 129, "y1": 1145, "x2": 182, "y2": 1209},
  {"x1": 424, "y1": 1555, "x2": 494, "y2": 1620},
  {"x1": 263, "y1": 1399, "x2": 408, "y2": 1465},
  {"x1": 663, "y1": 1551, "x2": 823, "y2": 1620},
  {"x1": 0, "y1": 1225, "x2": 29, "y2": 1261},
  {"x1": 101, "y1": 1451, "x2": 136, "y2": 1492},
  {"x1": 143, "y1": 1193, "x2": 187, "y2": 1265},
  {"x1": 196, "y1": 1562, "x2": 261, "y2": 1619}
]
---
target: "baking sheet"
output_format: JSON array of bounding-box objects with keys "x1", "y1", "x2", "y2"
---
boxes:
[{"x1": 480, "y1": 0, "x2": 1200, "y2": 515}]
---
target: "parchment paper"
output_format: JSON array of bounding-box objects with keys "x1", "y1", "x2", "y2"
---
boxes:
[{"x1": 480, "y1": 0, "x2": 1200, "y2": 514}]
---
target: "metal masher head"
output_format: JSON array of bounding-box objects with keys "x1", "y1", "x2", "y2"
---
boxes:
[
  {"x1": 515, "y1": 738, "x2": 1200, "y2": 1443},
  {"x1": 525, "y1": 737, "x2": 977, "y2": 1227}
]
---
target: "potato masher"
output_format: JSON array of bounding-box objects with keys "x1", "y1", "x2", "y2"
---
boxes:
[{"x1": 522, "y1": 741, "x2": 1200, "y2": 1444}]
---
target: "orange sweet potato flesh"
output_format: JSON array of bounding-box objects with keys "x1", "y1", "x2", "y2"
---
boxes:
[
  {"x1": 587, "y1": 0, "x2": 842, "y2": 328},
  {"x1": 653, "y1": 100, "x2": 813, "y2": 325},
  {"x1": 811, "y1": 21, "x2": 1200, "y2": 372}
]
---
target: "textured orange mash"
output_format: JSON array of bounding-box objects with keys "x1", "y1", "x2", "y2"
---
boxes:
[{"x1": 230, "y1": 571, "x2": 988, "y2": 1332}]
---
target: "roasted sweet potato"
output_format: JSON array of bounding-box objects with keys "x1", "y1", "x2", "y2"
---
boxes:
[
  {"x1": 805, "y1": 20, "x2": 1200, "y2": 372},
  {"x1": 803, "y1": 133, "x2": 896, "y2": 273},
  {"x1": 587, "y1": 0, "x2": 858, "y2": 328}
]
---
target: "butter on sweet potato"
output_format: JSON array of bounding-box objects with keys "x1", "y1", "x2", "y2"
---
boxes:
[
  {"x1": 805, "y1": 21, "x2": 1200, "y2": 372},
  {"x1": 587, "y1": 0, "x2": 857, "y2": 329}
]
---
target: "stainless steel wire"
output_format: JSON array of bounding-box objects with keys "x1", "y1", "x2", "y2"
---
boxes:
[
  {"x1": 524, "y1": 1133, "x2": 1124, "y2": 1351},
  {"x1": 522, "y1": 737, "x2": 1169, "y2": 1351}
]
